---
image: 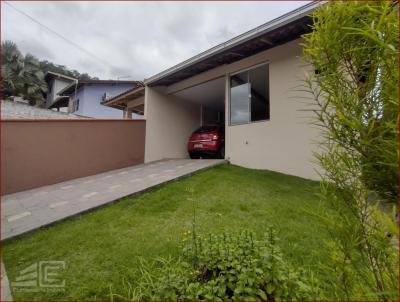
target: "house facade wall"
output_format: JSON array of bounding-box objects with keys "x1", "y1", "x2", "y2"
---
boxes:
[
  {"x1": 72, "y1": 83, "x2": 135, "y2": 118},
  {"x1": 145, "y1": 39, "x2": 321, "y2": 180},
  {"x1": 144, "y1": 87, "x2": 201, "y2": 162}
]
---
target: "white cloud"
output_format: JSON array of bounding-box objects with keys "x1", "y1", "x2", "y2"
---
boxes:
[{"x1": 1, "y1": 1, "x2": 309, "y2": 80}]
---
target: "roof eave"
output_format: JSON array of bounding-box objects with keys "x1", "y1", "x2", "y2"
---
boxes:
[
  {"x1": 45, "y1": 71, "x2": 78, "y2": 83},
  {"x1": 102, "y1": 86, "x2": 145, "y2": 109}
]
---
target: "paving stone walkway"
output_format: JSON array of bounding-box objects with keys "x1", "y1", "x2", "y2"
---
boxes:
[{"x1": 1, "y1": 159, "x2": 225, "y2": 241}]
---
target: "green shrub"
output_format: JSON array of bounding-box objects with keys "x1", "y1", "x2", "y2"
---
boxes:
[
  {"x1": 181, "y1": 229, "x2": 319, "y2": 301},
  {"x1": 115, "y1": 228, "x2": 320, "y2": 301}
]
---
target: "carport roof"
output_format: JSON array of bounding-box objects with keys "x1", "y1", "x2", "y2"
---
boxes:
[
  {"x1": 101, "y1": 85, "x2": 145, "y2": 110},
  {"x1": 144, "y1": 1, "x2": 322, "y2": 87}
]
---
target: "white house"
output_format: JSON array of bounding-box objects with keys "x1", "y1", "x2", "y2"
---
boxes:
[
  {"x1": 44, "y1": 71, "x2": 77, "y2": 111},
  {"x1": 104, "y1": 2, "x2": 322, "y2": 180}
]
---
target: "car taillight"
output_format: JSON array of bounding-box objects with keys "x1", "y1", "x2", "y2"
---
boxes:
[{"x1": 212, "y1": 134, "x2": 218, "y2": 141}]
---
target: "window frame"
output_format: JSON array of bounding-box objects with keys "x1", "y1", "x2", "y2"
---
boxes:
[{"x1": 228, "y1": 61, "x2": 270, "y2": 126}]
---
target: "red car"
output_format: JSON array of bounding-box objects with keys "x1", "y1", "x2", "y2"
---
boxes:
[{"x1": 187, "y1": 125, "x2": 225, "y2": 159}]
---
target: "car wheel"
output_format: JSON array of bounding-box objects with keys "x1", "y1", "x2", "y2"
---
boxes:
[{"x1": 189, "y1": 153, "x2": 199, "y2": 159}]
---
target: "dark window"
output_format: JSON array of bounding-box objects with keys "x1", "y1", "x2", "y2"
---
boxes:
[
  {"x1": 230, "y1": 71, "x2": 250, "y2": 125},
  {"x1": 250, "y1": 65, "x2": 269, "y2": 122},
  {"x1": 229, "y1": 64, "x2": 269, "y2": 125}
]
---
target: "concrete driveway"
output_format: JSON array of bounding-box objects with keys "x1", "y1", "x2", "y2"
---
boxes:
[{"x1": 1, "y1": 159, "x2": 225, "y2": 241}]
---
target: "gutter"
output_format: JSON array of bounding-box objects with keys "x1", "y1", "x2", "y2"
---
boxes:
[{"x1": 144, "y1": 1, "x2": 323, "y2": 86}]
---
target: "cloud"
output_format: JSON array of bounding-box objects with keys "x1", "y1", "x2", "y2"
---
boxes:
[
  {"x1": 1, "y1": 1, "x2": 309, "y2": 80},
  {"x1": 18, "y1": 39, "x2": 55, "y2": 60}
]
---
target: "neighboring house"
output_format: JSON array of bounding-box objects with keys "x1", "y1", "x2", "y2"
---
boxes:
[
  {"x1": 104, "y1": 2, "x2": 323, "y2": 180},
  {"x1": 58, "y1": 80, "x2": 142, "y2": 118},
  {"x1": 45, "y1": 71, "x2": 77, "y2": 111}
]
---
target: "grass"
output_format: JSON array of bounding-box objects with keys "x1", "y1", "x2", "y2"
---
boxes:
[{"x1": 3, "y1": 164, "x2": 329, "y2": 301}]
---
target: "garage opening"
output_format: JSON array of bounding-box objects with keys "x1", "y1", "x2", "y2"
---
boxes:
[
  {"x1": 174, "y1": 77, "x2": 225, "y2": 125},
  {"x1": 173, "y1": 76, "x2": 225, "y2": 159}
]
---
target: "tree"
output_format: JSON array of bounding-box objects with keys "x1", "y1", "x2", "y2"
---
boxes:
[
  {"x1": 1, "y1": 40, "x2": 25, "y2": 98},
  {"x1": 302, "y1": 1, "x2": 398, "y2": 301},
  {"x1": 1, "y1": 40, "x2": 99, "y2": 106},
  {"x1": 20, "y1": 54, "x2": 48, "y2": 106},
  {"x1": 1, "y1": 40, "x2": 47, "y2": 106}
]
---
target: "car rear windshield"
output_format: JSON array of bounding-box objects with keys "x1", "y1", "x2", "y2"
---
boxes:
[{"x1": 194, "y1": 126, "x2": 218, "y2": 133}]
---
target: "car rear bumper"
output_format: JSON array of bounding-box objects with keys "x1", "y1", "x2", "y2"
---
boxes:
[{"x1": 187, "y1": 140, "x2": 220, "y2": 153}]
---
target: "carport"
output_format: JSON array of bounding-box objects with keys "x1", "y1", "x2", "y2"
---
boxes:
[
  {"x1": 143, "y1": 76, "x2": 226, "y2": 163},
  {"x1": 173, "y1": 77, "x2": 225, "y2": 126}
]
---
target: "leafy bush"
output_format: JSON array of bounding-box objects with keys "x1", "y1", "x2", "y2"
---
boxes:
[
  {"x1": 113, "y1": 229, "x2": 320, "y2": 301},
  {"x1": 302, "y1": 1, "x2": 399, "y2": 300},
  {"x1": 303, "y1": 0, "x2": 398, "y2": 204}
]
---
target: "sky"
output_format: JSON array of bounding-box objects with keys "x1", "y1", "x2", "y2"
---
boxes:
[{"x1": 2, "y1": 1, "x2": 309, "y2": 80}]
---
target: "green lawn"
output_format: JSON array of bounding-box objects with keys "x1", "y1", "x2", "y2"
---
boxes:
[{"x1": 3, "y1": 164, "x2": 329, "y2": 301}]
